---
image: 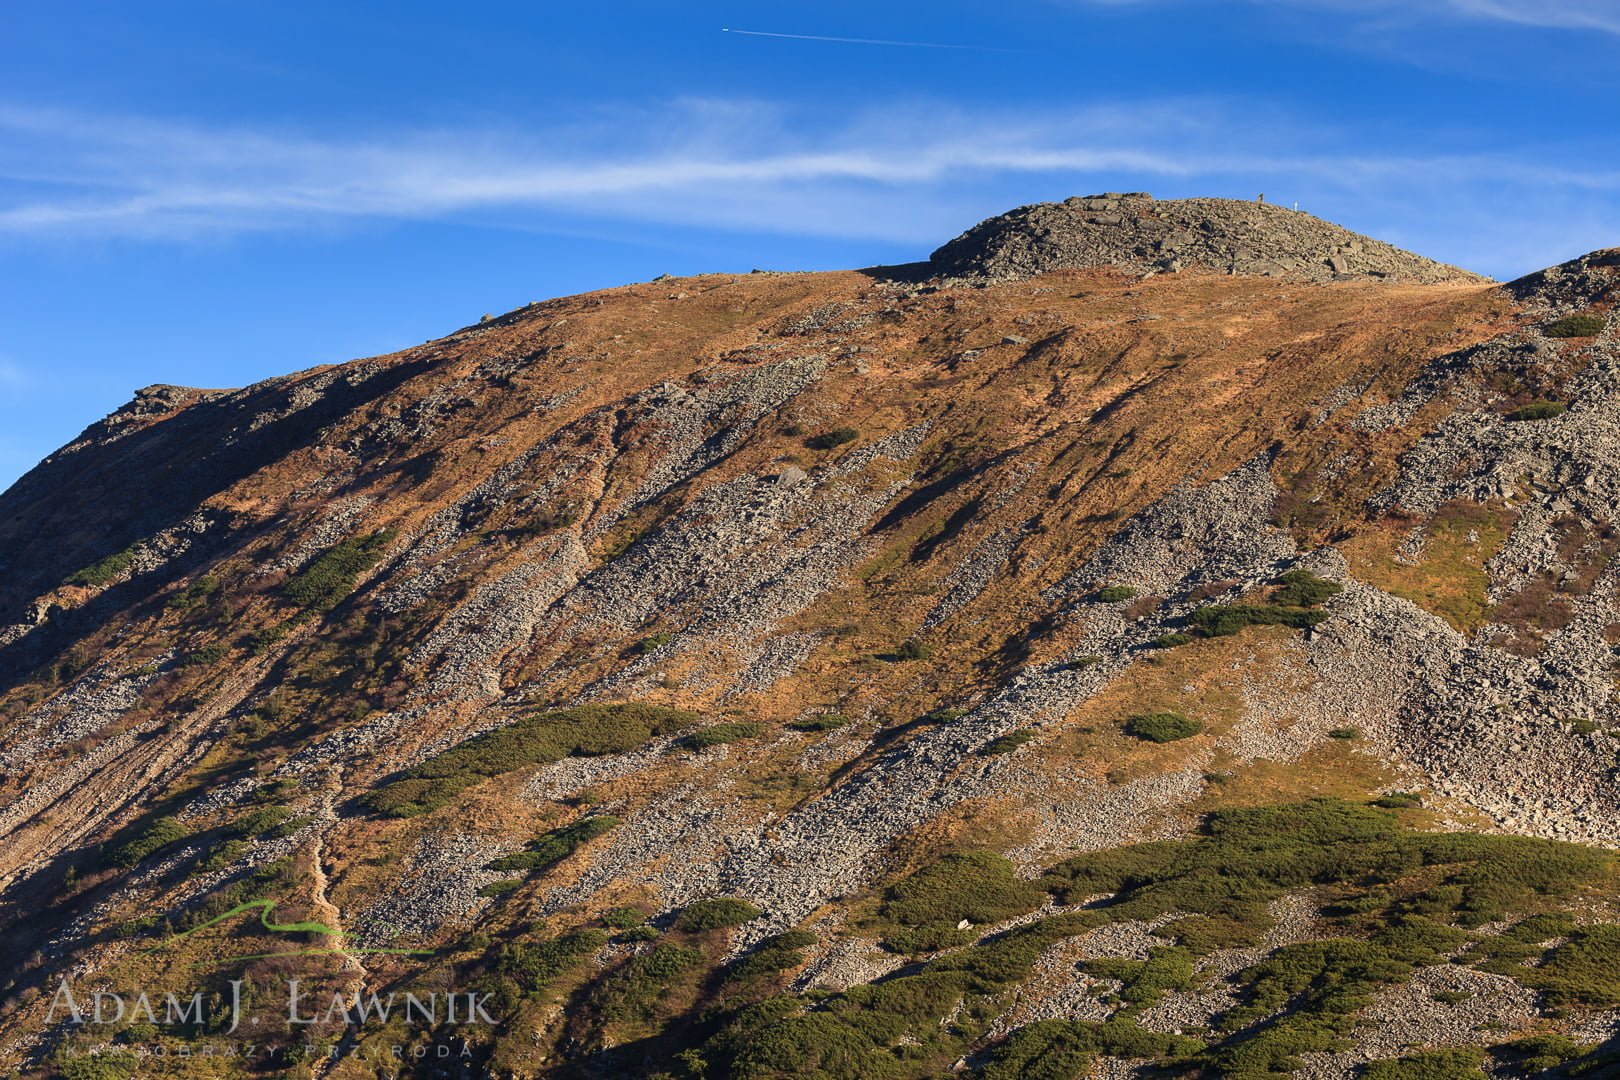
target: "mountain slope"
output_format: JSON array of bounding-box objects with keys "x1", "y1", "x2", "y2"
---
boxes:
[{"x1": 0, "y1": 208, "x2": 1618, "y2": 1079}]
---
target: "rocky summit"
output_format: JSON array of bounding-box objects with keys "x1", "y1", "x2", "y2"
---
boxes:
[
  {"x1": 930, "y1": 193, "x2": 1488, "y2": 285},
  {"x1": 1, "y1": 200, "x2": 1619, "y2": 1079}
]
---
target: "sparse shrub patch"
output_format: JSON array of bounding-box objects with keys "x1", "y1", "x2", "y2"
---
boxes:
[
  {"x1": 1544, "y1": 314, "x2": 1607, "y2": 338},
  {"x1": 489, "y1": 816, "x2": 622, "y2": 873},
  {"x1": 984, "y1": 729, "x2": 1037, "y2": 754},
  {"x1": 180, "y1": 642, "x2": 229, "y2": 667},
  {"x1": 789, "y1": 713, "x2": 849, "y2": 732},
  {"x1": 1361, "y1": 1047, "x2": 1488, "y2": 1079},
  {"x1": 1270, "y1": 569, "x2": 1342, "y2": 607},
  {"x1": 56, "y1": 1051, "x2": 139, "y2": 1080},
  {"x1": 282, "y1": 529, "x2": 397, "y2": 612},
  {"x1": 107, "y1": 816, "x2": 190, "y2": 869},
  {"x1": 727, "y1": 930, "x2": 818, "y2": 981},
  {"x1": 983, "y1": 1020, "x2": 1201, "y2": 1080},
  {"x1": 66, "y1": 544, "x2": 140, "y2": 588},
  {"x1": 1125, "y1": 712, "x2": 1202, "y2": 743},
  {"x1": 167, "y1": 575, "x2": 221, "y2": 611},
  {"x1": 1189, "y1": 604, "x2": 1328, "y2": 637},
  {"x1": 227, "y1": 805, "x2": 291, "y2": 839},
  {"x1": 1087, "y1": 945, "x2": 1196, "y2": 1007},
  {"x1": 1097, "y1": 585, "x2": 1138, "y2": 602},
  {"x1": 1152, "y1": 632, "x2": 1195, "y2": 648},
  {"x1": 805, "y1": 427, "x2": 859, "y2": 450},
  {"x1": 1492, "y1": 1033, "x2": 1588, "y2": 1072},
  {"x1": 593, "y1": 941, "x2": 703, "y2": 1024},
  {"x1": 1505, "y1": 400, "x2": 1567, "y2": 422},
  {"x1": 363, "y1": 704, "x2": 699, "y2": 817},
  {"x1": 523, "y1": 501, "x2": 580, "y2": 534},
  {"x1": 636, "y1": 631, "x2": 674, "y2": 654},
  {"x1": 676, "y1": 897, "x2": 762, "y2": 932},
  {"x1": 1183, "y1": 571, "x2": 1339, "y2": 641},
  {"x1": 602, "y1": 906, "x2": 647, "y2": 929},
  {"x1": 882, "y1": 851, "x2": 1045, "y2": 935},
  {"x1": 498, "y1": 928, "x2": 609, "y2": 990},
  {"x1": 683, "y1": 722, "x2": 761, "y2": 749}
]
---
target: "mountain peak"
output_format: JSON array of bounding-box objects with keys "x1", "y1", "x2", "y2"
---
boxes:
[{"x1": 929, "y1": 192, "x2": 1488, "y2": 285}]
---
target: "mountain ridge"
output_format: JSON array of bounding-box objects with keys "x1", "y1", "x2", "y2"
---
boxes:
[{"x1": 1, "y1": 202, "x2": 1618, "y2": 1078}]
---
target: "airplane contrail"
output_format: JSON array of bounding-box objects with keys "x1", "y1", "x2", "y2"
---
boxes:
[{"x1": 720, "y1": 27, "x2": 1011, "y2": 52}]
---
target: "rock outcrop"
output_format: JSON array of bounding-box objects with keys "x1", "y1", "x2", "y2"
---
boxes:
[{"x1": 930, "y1": 192, "x2": 1488, "y2": 284}]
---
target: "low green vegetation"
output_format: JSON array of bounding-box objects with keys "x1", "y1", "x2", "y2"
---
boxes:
[
  {"x1": 602, "y1": 906, "x2": 647, "y2": 929},
  {"x1": 1492, "y1": 1033, "x2": 1589, "y2": 1072},
  {"x1": 1151, "y1": 632, "x2": 1195, "y2": 648},
  {"x1": 65, "y1": 543, "x2": 140, "y2": 588},
  {"x1": 1096, "y1": 585, "x2": 1138, "y2": 602},
  {"x1": 522, "y1": 501, "x2": 581, "y2": 534},
  {"x1": 1271, "y1": 569, "x2": 1344, "y2": 607},
  {"x1": 879, "y1": 851, "x2": 1045, "y2": 955},
  {"x1": 599, "y1": 527, "x2": 644, "y2": 562},
  {"x1": 1505, "y1": 400, "x2": 1568, "y2": 422},
  {"x1": 727, "y1": 931, "x2": 818, "y2": 982},
  {"x1": 1037, "y1": 799, "x2": 1617, "y2": 1075},
  {"x1": 789, "y1": 713, "x2": 849, "y2": 732},
  {"x1": 362, "y1": 703, "x2": 700, "y2": 817},
  {"x1": 892, "y1": 639, "x2": 932, "y2": 660},
  {"x1": 479, "y1": 878, "x2": 523, "y2": 898},
  {"x1": 102, "y1": 792, "x2": 1610, "y2": 1079},
  {"x1": 1328, "y1": 727, "x2": 1358, "y2": 740},
  {"x1": 198, "y1": 839, "x2": 247, "y2": 873},
  {"x1": 984, "y1": 728, "x2": 1037, "y2": 754},
  {"x1": 489, "y1": 816, "x2": 622, "y2": 873},
  {"x1": 282, "y1": 529, "x2": 397, "y2": 612},
  {"x1": 179, "y1": 642, "x2": 229, "y2": 667},
  {"x1": 805, "y1": 427, "x2": 859, "y2": 450},
  {"x1": 167, "y1": 857, "x2": 294, "y2": 935},
  {"x1": 636, "y1": 631, "x2": 675, "y2": 653},
  {"x1": 982, "y1": 1020, "x2": 1201, "y2": 1080},
  {"x1": 1189, "y1": 603, "x2": 1328, "y2": 636},
  {"x1": 167, "y1": 575, "x2": 221, "y2": 611},
  {"x1": 1087, "y1": 946, "x2": 1196, "y2": 1007},
  {"x1": 683, "y1": 722, "x2": 762, "y2": 750},
  {"x1": 590, "y1": 941, "x2": 703, "y2": 1026},
  {"x1": 676, "y1": 898, "x2": 762, "y2": 932},
  {"x1": 55, "y1": 1051, "x2": 139, "y2": 1080},
  {"x1": 498, "y1": 928, "x2": 610, "y2": 990},
  {"x1": 1187, "y1": 569, "x2": 1341, "y2": 639},
  {"x1": 1124, "y1": 711, "x2": 1202, "y2": 743},
  {"x1": 1544, "y1": 313, "x2": 1607, "y2": 338},
  {"x1": 226, "y1": 805, "x2": 292, "y2": 839},
  {"x1": 1361, "y1": 1047, "x2": 1487, "y2": 1079},
  {"x1": 106, "y1": 816, "x2": 190, "y2": 869}
]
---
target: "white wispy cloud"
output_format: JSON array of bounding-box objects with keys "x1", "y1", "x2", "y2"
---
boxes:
[
  {"x1": 1430, "y1": 0, "x2": 1620, "y2": 32},
  {"x1": 0, "y1": 98, "x2": 1615, "y2": 276},
  {"x1": 1078, "y1": 0, "x2": 1620, "y2": 33}
]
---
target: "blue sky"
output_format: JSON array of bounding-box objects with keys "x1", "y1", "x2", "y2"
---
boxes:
[{"x1": 2, "y1": 1, "x2": 1618, "y2": 492}]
